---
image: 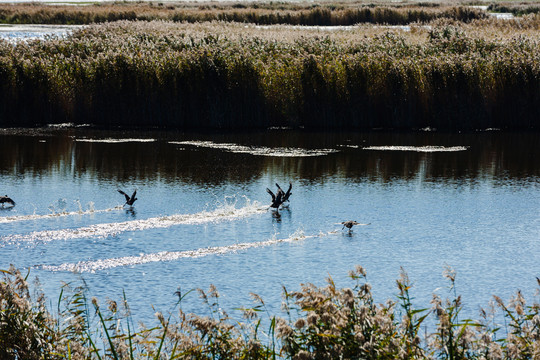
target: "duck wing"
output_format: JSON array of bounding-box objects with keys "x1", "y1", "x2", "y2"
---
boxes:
[
  {"x1": 1, "y1": 196, "x2": 15, "y2": 205},
  {"x1": 284, "y1": 182, "x2": 292, "y2": 201},
  {"x1": 266, "y1": 188, "x2": 276, "y2": 202},
  {"x1": 118, "y1": 189, "x2": 130, "y2": 202},
  {"x1": 275, "y1": 183, "x2": 285, "y2": 198},
  {"x1": 130, "y1": 190, "x2": 137, "y2": 202}
]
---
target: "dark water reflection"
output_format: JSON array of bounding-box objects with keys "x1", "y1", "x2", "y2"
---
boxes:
[
  {"x1": 1, "y1": 129, "x2": 538, "y2": 185},
  {"x1": 0, "y1": 128, "x2": 539, "y2": 326}
]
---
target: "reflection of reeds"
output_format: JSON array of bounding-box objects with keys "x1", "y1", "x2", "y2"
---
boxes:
[
  {"x1": 0, "y1": 3, "x2": 486, "y2": 26},
  {"x1": 1, "y1": 19, "x2": 540, "y2": 130},
  {"x1": 1, "y1": 265, "x2": 539, "y2": 359}
]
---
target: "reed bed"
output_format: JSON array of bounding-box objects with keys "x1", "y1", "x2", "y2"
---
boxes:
[
  {"x1": 1, "y1": 19, "x2": 540, "y2": 130},
  {"x1": 1, "y1": 265, "x2": 539, "y2": 359},
  {"x1": 488, "y1": 3, "x2": 540, "y2": 17},
  {"x1": 0, "y1": 3, "x2": 486, "y2": 26}
]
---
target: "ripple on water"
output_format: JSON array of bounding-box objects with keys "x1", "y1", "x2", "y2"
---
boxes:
[
  {"x1": 75, "y1": 138, "x2": 156, "y2": 143},
  {"x1": 171, "y1": 140, "x2": 339, "y2": 157},
  {"x1": 362, "y1": 145, "x2": 469, "y2": 152}
]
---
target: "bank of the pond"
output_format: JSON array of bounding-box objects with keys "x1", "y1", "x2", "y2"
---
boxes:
[
  {"x1": 1, "y1": 265, "x2": 539, "y2": 359},
  {"x1": 1, "y1": 19, "x2": 540, "y2": 130}
]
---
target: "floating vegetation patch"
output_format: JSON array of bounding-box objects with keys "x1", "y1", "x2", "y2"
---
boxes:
[
  {"x1": 40, "y1": 229, "x2": 333, "y2": 273},
  {"x1": 75, "y1": 138, "x2": 156, "y2": 143},
  {"x1": 172, "y1": 141, "x2": 338, "y2": 157},
  {"x1": 0, "y1": 198, "x2": 265, "y2": 246},
  {"x1": 362, "y1": 146, "x2": 469, "y2": 152}
]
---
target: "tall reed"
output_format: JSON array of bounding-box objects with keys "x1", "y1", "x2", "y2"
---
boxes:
[
  {"x1": 1, "y1": 19, "x2": 540, "y2": 130},
  {"x1": 0, "y1": 3, "x2": 487, "y2": 26}
]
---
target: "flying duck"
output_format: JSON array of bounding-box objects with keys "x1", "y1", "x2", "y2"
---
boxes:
[
  {"x1": 0, "y1": 195, "x2": 15, "y2": 207},
  {"x1": 118, "y1": 189, "x2": 137, "y2": 206},
  {"x1": 341, "y1": 221, "x2": 370, "y2": 232}
]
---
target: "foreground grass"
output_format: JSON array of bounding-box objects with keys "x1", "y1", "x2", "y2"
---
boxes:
[{"x1": 1, "y1": 265, "x2": 539, "y2": 359}]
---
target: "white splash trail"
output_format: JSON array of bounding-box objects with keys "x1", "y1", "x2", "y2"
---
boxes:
[
  {"x1": 39, "y1": 230, "x2": 335, "y2": 273},
  {"x1": 0, "y1": 206, "x2": 123, "y2": 224},
  {"x1": 362, "y1": 145, "x2": 468, "y2": 152},
  {"x1": 1, "y1": 201, "x2": 266, "y2": 245},
  {"x1": 171, "y1": 140, "x2": 338, "y2": 157}
]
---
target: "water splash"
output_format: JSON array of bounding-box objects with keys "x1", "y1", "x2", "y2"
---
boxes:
[
  {"x1": 171, "y1": 141, "x2": 338, "y2": 157},
  {"x1": 39, "y1": 229, "x2": 334, "y2": 273},
  {"x1": 75, "y1": 200, "x2": 84, "y2": 213},
  {"x1": 1, "y1": 199, "x2": 265, "y2": 245},
  {"x1": 362, "y1": 145, "x2": 468, "y2": 152}
]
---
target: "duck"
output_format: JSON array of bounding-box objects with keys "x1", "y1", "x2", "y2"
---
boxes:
[
  {"x1": 118, "y1": 189, "x2": 137, "y2": 206},
  {"x1": 266, "y1": 187, "x2": 284, "y2": 209},
  {"x1": 341, "y1": 220, "x2": 370, "y2": 232},
  {"x1": 275, "y1": 182, "x2": 292, "y2": 203},
  {"x1": 0, "y1": 195, "x2": 15, "y2": 207}
]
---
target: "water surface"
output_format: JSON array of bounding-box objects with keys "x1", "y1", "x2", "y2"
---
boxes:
[{"x1": 0, "y1": 128, "x2": 539, "y2": 325}]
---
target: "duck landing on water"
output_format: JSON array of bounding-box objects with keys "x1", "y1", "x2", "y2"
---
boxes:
[
  {"x1": 0, "y1": 195, "x2": 15, "y2": 207},
  {"x1": 340, "y1": 220, "x2": 370, "y2": 232},
  {"x1": 118, "y1": 189, "x2": 137, "y2": 206}
]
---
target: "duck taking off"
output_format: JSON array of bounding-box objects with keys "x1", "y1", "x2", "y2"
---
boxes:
[
  {"x1": 118, "y1": 189, "x2": 137, "y2": 206},
  {"x1": 275, "y1": 182, "x2": 292, "y2": 203},
  {"x1": 0, "y1": 195, "x2": 15, "y2": 207},
  {"x1": 266, "y1": 187, "x2": 283, "y2": 209}
]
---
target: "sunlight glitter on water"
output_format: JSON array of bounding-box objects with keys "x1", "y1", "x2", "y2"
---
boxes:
[
  {"x1": 171, "y1": 140, "x2": 339, "y2": 157},
  {"x1": 39, "y1": 229, "x2": 336, "y2": 273},
  {"x1": 363, "y1": 145, "x2": 469, "y2": 152},
  {"x1": 0, "y1": 205, "x2": 123, "y2": 224},
  {"x1": 1, "y1": 197, "x2": 266, "y2": 245},
  {"x1": 75, "y1": 138, "x2": 156, "y2": 143}
]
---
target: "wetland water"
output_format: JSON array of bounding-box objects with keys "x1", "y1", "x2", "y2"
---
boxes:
[{"x1": 0, "y1": 128, "x2": 539, "y2": 324}]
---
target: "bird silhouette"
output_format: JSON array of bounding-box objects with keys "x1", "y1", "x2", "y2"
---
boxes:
[
  {"x1": 266, "y1": 187, "x2": 283, "y2": 209},
  {"x1": 118, "y1": 189, "x2": 137, "y2": 206},
  {"x1": 0, "y1": 195, "x2": 15, "y2": 207},
  {"x1": 341, "y1": 220, "x2": 370, "y2": 232},
  {"x1": 275, "y1": 182, "x2": 292, "y2": 203}
]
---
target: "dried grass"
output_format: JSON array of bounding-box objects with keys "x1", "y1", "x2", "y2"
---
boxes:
[
  {"x1": 2, "y1": 18, "x2": 540, "y2": 130},
  {"x1": 1, "y1": 265, "x2": 539, "y2": 359}
]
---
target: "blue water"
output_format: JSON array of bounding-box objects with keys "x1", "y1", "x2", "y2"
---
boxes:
[
  {"x1": 0, "y1": 24, "x2": 78, "y2": 42},
  {"x1": 0, "y1": 129, "x2": 539, "y2": 326}
]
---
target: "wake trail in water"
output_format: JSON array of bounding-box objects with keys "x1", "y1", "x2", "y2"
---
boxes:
[
  {"x1": 0, "y1": 206, "x2": 123, "y2": 224},
  {"x1": 39, "y1": 230, "x2": 336, "y2": 273},
  {"x1": 1, "y1": 199, "x2": 265, "y2": 246}
]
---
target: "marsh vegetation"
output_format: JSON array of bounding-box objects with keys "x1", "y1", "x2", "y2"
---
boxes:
[
  {"x1": 1, "y1": 15, "x2": 540, "y2": 130},
  {"x1": 1, "y1": 265, "x2": 539, "y2": 359},
  {"x1": 0, "y1": 2, "x2": 486, "y2": 26}
]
